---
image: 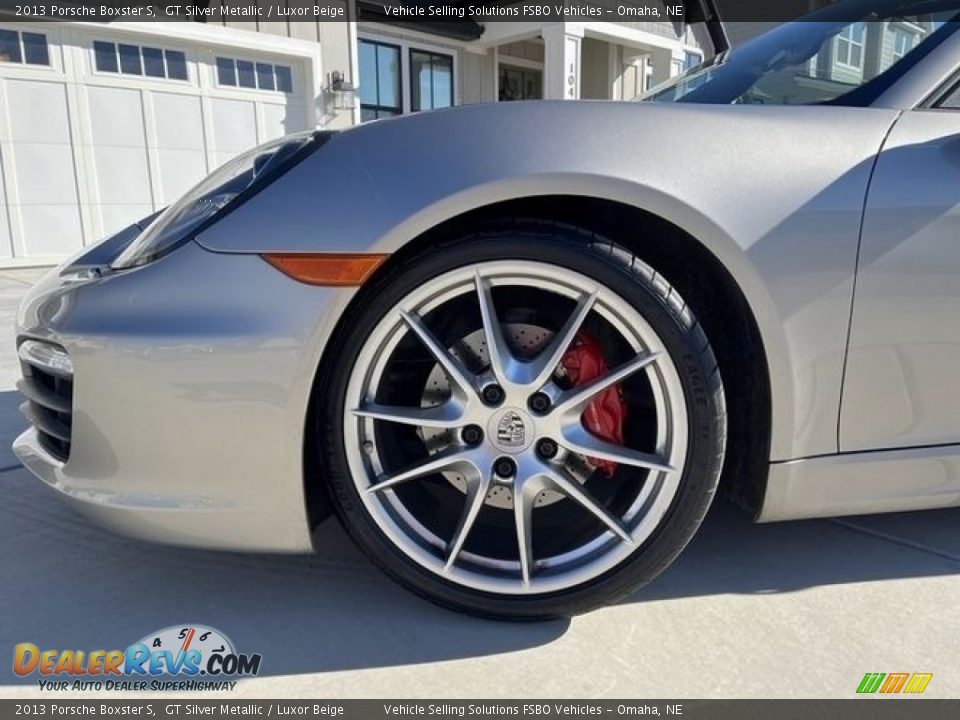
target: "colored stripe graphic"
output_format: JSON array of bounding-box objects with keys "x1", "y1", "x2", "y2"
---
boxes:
[
  {"x1": 904, "y1": 673, "x2": 934, "y2": 694},
  {"x1": 857, "y1": 673, "x2": 885, "y2": 694},
  {"x1": 857, "y1": 672, "x2": 932, "y2": 694},
  {"x1": 880, "y1": 673, "x2": 909, "y2": 693}
]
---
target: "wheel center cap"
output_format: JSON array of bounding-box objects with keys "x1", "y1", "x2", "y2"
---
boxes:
[{"x1": 488, "y1": 407, "x2": 536, "y2": 454}]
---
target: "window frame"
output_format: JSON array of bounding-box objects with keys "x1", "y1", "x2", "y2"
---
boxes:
[
  {"x1": 359, "y1": 38, "x2": 403, "y2": 120},
  {"x1": 0, "y1": 27, "x2": 50, "y2": 68},
  {"x1": 683, "y1": 49, "x2": 704, "y2": 72},
  {"x1": 890, "y1": 25, "x2": 918, "y2": 61},
  {"x1": 835, "y1": 22, "x2": 867, "y2": 70},
  {"x1": 90, "y1": 39, "x2": 191, "y2": 84},
  {"x1": 409, "y1": 47, "x2": 454, "y2": 112},
  {"x1": 359, "y1": 32, "x2": 459, "y2": 119},
  {"x1": 213, "y1": 55, "x2": 295, "y2": 95}
]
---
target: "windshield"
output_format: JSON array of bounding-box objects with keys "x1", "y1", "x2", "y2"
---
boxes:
[{"x1": 642, "y1": 0, "x2": 959, "y2": 106}]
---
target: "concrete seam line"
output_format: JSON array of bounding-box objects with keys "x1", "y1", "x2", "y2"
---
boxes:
[
  {"x1": 0, "y1": 464, "x2": 23, "y2": 473},
  {"x1": 830, "y1": 518, "x2": 960, "y2": 565}
]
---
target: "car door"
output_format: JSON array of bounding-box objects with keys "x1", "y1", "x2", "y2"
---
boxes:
[{"x1": 842, "y1": 95, "x2": 960, "y2": 451}]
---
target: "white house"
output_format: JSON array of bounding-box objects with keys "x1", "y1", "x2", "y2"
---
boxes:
[{"x1": 0, "y1": 1, "x2": 709, "y2": 268}]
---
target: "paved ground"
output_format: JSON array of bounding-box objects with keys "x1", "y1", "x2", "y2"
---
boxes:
[{"x1": 1, "y1": 269, "x2": 958, "y2": 699}]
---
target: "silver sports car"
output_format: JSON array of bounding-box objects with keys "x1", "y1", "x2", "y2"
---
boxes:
[{"x1": 13, "y1": 0, "x2": 960, "y2": 617}]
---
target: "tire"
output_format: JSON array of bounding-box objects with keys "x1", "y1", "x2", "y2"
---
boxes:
[{"x1": 319, "y1": 221, "x2": 726, "y2": 619}]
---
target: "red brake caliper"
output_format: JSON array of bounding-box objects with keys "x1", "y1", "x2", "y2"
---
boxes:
[{"x1": 559, "y1": 330, "x2": 628, "y2": 477}]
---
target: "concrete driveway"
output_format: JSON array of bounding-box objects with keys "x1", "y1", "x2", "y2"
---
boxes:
[{"x1": 1, "y1": 269, "x2": 958, "y2": 699}]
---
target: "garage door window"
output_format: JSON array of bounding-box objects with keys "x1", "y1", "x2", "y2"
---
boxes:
[
  {"x1": 94, "y1": 41, "x2": 188, "y2": 81},
  {"x1": 216, "y1": 56, "x2": 294, "y2": 93},
  {"x1": 0, "y1": 29, "x2": 49, "y2": 66}
]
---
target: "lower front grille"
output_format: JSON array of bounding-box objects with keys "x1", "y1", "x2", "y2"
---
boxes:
[{"x1": 17, "y1": 340, "x2": 74, "y2": 463}]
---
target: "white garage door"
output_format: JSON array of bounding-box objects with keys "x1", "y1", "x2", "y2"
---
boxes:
[{"x1": 0, "y1": 23, "x2": 316, "y2": 266}]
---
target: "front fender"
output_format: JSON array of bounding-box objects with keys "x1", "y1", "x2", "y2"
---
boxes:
[{"x1": 197, "y1": 101, "x2": 899, "y2": 462}]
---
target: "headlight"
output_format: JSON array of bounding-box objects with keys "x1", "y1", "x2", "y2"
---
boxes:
[{"x1": 112, "y1": 131, "x2": 324, "y2": 269}]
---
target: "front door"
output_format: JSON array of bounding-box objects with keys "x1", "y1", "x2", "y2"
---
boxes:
[{"x1": 842, "y1": 105, "x2": 960, "y2": 451}]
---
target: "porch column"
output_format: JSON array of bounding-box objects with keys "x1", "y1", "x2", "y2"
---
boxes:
[{"x1": 543, "y1": 23, "x2": 584, "y2": 100}]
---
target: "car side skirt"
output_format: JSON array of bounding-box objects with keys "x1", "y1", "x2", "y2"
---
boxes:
[{"x1": 759, "y1": 444, "x2": 960, "y2": 521}]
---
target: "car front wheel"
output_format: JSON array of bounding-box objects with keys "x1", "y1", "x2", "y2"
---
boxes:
[{"x1": 320, "y1": 223, "x2": 726, "y2": 618}]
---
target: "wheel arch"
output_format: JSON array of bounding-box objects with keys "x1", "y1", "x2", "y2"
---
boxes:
[{"x1": 304, "y1": 193, "x2": 779, "y2": 530}]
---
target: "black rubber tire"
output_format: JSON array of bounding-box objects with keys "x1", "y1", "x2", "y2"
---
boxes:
[{"x1": 318, "y1": 221, "x2": 726, "y2": 619}]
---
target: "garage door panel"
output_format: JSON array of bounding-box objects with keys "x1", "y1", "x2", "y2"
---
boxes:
[
  {"x1": 12, "y1": 143, "x2": 78, "y2": 205},
  {"x1": 0, "y1": 150, "x2": 11, "y2": 258},
  {"x1": 152, "y1": 92, "x2": 204, "y2": 150},
  {"x1": 18, "y1": 205, "x2": 82, "y2": 257},
  {"x1": 157, "y1": 148, "x2": 206, "y2": 204},
  {"x1": 5, "y1": 80, "x2": 71, "y2": 144},
  {"x1": 211, "y1": 98, "x2": 257, "y2": 155},
  {"x1": 261, "y1": 102, "x2": 307, "y2": 141},
  {"x1": 88, "y1": 86, "x2": 147, "y2": 147},
  {"x1": 92, "y1": 146, "x2": 152, "y2": 205},
  {"x1": 99, "y1": 203, "x2": 154, "y2": 237}
]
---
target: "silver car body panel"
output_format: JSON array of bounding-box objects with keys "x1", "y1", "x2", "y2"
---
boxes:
[
  {"x1": 760, "y1": 444, "x2": 960, "y2": 521},
  {"x1": 842, "y1": 109, "x2": 960, "y2": 452},
  {"x1": 14, "y1": 242, "x2": 358, "y2": 551}
]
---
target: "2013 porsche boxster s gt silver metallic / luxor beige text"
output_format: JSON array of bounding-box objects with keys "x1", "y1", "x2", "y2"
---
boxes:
[{"x1": 13, "y1": 0, "x2": 960, "y2": 617}]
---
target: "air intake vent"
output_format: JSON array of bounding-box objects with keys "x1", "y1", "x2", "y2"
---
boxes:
[{"x1": 17, "y1": 340, "x2": 73, "y2": 463}]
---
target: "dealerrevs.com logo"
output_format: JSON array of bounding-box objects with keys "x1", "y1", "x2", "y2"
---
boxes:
[{"x1": 13, "y1": 625, "x2": 262, "y2": 692}]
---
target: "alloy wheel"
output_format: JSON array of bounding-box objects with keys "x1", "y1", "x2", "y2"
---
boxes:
[{"x1": 343, "y1": 261, "x2": 688, "y2": 595}]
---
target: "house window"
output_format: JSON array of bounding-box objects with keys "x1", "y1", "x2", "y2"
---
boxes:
[
  {"x1": 94, "y1": 41, "x2": 187, "y2": 80},
  {"x1": 0, "y1": 29, "x2": 49, "y2": 66},
  {"x1": 359, "y1": 39, "x2": 402, "y2": 120},
  {"x1": 499, "y1": 66, "x2": 541, "y2": 101},
  {"x1": 410, "y1": 49, "x2": 453, "y2": 111},
  {"x1": 216, "y1": 56, "x2": 294, "y2": 93},
  {"x1": 835, "y1": 22, "x2": 866, "y2": 68},
  {"x1": 891, "y1": 27, "x2": 916, "y2": 61},
  {"x1": 683, "y1": 51, "x2": 703, "y2": 71}
]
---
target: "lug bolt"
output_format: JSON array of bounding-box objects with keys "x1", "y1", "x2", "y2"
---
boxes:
[
  {"x1": 462, "y1": 424, "x2": 484, "y2": 447},
  {"x1": 482, "y1": 384, "x2": 505, "y2": 406},
  {"x1": 536, "y1": 438, "x2": 558, "y2": 460},
  {"x1": 528, "y1": 392, "x2": 551, "y2": 414},
  {"x1": 493, "y1": 457, "x2": 517, "y2": 479}
]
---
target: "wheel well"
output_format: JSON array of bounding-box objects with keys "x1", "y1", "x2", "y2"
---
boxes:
[{"x1": 305, "y1": 195, "x2": 772, "y2": 530}]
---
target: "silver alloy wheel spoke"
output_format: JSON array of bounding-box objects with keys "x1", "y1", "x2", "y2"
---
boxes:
[
  {"x1": 400, "y1": 309, "x2": 476, "y2": 396},
  {"x1": 444, "y1": 470, "x2": 493, "y2": 570},
  {"x1": 542, "y1": 466, "x2": 634, "y2": 544},
  {"x1": 513, "y1": 481, "x2": 536, "y2": 587},
  {"x1": 351, "y1": 401, "x2": 464, "y2": 428},
  {"x1": 366, "y1": 448, "x2": 473, "y2": 494},
  {"x1": 553, "y1": 350, "x2": 661, "y2": 414},
  {"x1": 474, "y1": 271, "x2": 516, "y2": 386},
  {"x1": 526, "y1": 290, "x2": 599, "y2": 389},
  {"x1": 561, "y1": 424, "x2": 674, "y2": 473}
]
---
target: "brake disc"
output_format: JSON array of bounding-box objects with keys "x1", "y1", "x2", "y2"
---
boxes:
[{"x1": 419, "y1": 324, "x2": 594, "y2": 509}]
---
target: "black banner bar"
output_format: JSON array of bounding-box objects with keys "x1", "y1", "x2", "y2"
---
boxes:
[
  {"x1": 0, "y1": 1, "x2": 954, "y2": 24},
  {"x1": 1, "y1": 700, "x2": 960, "y2": 720}
]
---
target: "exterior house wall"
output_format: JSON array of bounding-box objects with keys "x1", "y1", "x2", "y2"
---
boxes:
[{"x1": 580, "y1": 36, "x2": 610, "y2": 99}]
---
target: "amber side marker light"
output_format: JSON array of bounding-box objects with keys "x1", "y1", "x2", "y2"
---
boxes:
[{"x1": 262, "y1": 253, "x2": 388, "y2": 287}]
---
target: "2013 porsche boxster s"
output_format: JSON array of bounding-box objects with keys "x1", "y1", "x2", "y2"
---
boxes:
[{"x1": 13, "y1": 0, "x2": 960, "y2": 617}]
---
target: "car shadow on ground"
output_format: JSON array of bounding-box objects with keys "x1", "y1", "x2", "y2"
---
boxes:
[{"x1": 2, "y1": 388, "x2": 959, "y2": 682}]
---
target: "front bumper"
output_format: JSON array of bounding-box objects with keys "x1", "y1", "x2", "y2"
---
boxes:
[{"x1": 12, "y1": 241, "x2": 353, "y2": 552}]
